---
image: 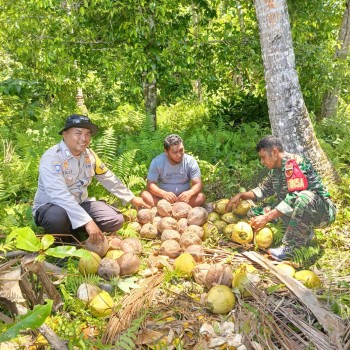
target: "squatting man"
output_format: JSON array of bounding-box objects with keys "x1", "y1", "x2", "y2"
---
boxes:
[
  {"x1": 32, "y1": 114, "x2": 150, "y2": 244},
  {"x1": 226, "y1": 135, "x2": 336, "y2": 261}
]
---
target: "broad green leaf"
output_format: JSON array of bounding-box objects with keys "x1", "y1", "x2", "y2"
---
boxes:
[
  {"x1": 116, "y1": 277, "x2": 140, "y2": 293},
  {"x1": 0, "y1": 300, "x2": 53, "y2": 343},
  {"x1": 45, "y1": 246, "x2": 90, "y2": 259},
  {"x1": 7, "y1": 227, "x2": 41, "y2": 252},
  {"x1": 41, "y1": 235, "x2": 55, "y2": 250}
]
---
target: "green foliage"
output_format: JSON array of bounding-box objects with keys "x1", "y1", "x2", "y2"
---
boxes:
[
  {"x1": 5, "y1": 227, "x2": 90, "y2": 261},
  {"x1": 292, "y1": 245, "x2": 321, "y2": 267},
  {"x1": 115, "y1": 312, "x2": 148, "y2": 350},
  {"x1": 0, "y1": 300, "x2": 53, "y2": 343}
]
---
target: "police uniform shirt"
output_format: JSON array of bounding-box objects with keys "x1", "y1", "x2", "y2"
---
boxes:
[{"x1": 33, "y1": 140, "x2": 134, "y2": 229}]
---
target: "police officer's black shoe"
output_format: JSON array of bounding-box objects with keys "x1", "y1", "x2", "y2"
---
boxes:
[{"x1": 268, "y1": 245, "x2": 293, "y2": 261}]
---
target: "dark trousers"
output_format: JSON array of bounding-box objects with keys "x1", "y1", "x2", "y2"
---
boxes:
[{"x1": 34, "y1": 201, "x2": 124, "y2": 236}]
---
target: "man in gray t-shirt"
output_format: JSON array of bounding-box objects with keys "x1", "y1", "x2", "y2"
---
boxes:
[{"x1": 141, "y1": 134, "x2": 206, "y2": 207}]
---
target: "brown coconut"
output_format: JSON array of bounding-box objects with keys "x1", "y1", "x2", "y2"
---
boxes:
[
  {"x1": 187, "y1": 207, "x2": 208, "y2": 226},
  {"x1": 192, "y1": 263, "x2": 211, "y2": 286},
  {"x1": 159, "y1": 239, "x2": 182, "y2": 258},
  {"x1": 172, "y1": 202, "x2": 192, "y2": 220},
  {"x1": 152, "y1": 216, "x2": 162, "y2": 230},
  {"x1": 85, "y1": 236, "x2": 109, "y2": 258},
  {"x1": 177, "y1": 218, "x2": 188, "y2": 234},
  {"x1": 137, "y1": 208, "x2": 154, "y2": 225},
  {"x1": 117, "y1": 252, "x2": 140, "y2": 276},
  {"x1": 184, "y1": 244, "x2": 205, "y2": 262},
  {"x1": 203, "y1": 202, "x2": 215, "y2": 213},
  {"x1": 140, "y1": 223, "x2": 158, "y2": 239},
  {"x1": 205, "y1": 264, "x2": 233, "y2": 289},
  {"x1": 161, "y1": 229, "x2": 181, "y2": 242},
  {"x1": 120, "y1": 237, "x2": 142, "y2": 255},
  {"x1": 98, "y1": 258, "x2": 120, "y2": 280},
  {"x1": 157, "y1": 199, "x2": 173, "y2": 217},
  {"x1": 184, "y1": 225, "x2": 204, "y2": 239},
  {"x1": 108, "y1": 236, "x2": 123, "y2": 250},
  {"x1": 179, "y1": 231, "x2": 202, "y2": 249},
  {"x1": 158, "y1": 217, "x2": 178, "y2": 233}
]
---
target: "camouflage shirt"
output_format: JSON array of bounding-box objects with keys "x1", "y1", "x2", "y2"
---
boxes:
[{"x1": 251, "y1": 152, "x2": 331, "y2": 217}]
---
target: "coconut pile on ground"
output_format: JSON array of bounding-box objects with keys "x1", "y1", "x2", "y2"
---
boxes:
[
  {"x1": 97, "y1": 199, "x2": 349, "y2": 349},
  {"x1": 0, "y1": 198, "x2": 348, "y2": 349}
]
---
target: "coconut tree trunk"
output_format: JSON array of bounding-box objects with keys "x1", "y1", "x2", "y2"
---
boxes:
[
  {"x1": 253, "y1": 0, "x2": 337, "y2": 182},
  {"x1": 320, "y1": 0, "x2": 350, "y2": 119},
  {"x1": 142, "y1": 7, "x2": 157, "y2": 130},
  {"x1": 143, "y1": 75, "x2": 157, "y2": 130}
]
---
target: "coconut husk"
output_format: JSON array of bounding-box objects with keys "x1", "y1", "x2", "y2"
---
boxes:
[{"x1": 101, "y1": 272, "x2": 165, "y2": 345}]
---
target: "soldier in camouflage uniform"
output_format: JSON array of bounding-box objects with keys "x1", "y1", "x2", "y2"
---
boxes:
[{"x1": 226, "y1": 135, "x2": 336, "y2": 261}]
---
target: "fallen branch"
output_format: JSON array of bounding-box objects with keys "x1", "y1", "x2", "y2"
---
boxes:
[{"x1": 243, "y1": 251, "x2": 346, "y2": 350}]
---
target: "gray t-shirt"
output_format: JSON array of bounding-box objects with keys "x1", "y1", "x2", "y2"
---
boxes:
[{"x1": 147, "y1": 153, "x2": 201, "y2": 195}]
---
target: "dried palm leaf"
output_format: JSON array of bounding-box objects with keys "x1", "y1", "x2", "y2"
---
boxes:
[{"x1": 102, "y1": 272, "x2": 164, "y2": 345}]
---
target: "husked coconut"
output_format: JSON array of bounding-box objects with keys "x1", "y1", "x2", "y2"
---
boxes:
[
  {"x1": 158, "y1": 217, "x2": 178, "y2": 233},
  {"x1": 153, "y1": 216, "x2": 162, "y2": 231},
  {"x1": 77, "y1": 283, "x2": 101, "y2": 303},
  {"x1": 85, "y1": 236, "x2": 109, "y2": 258},
  {"x1": 206, "y1": 264, "x2": 233, "y2": 289},
  {"x1": 98, "y1": 258, "x2": 120, "y2": 280},
  {"x1": 193, "y1": 263, "x2": 211, "y2": 286},
  {"x1": 157, "y1": 199, "x2": 173, "y2": 217},
  {"x1": 108, "y1": 236, "x2": 123, "y2": 250},
  {"x1": 120, "y1": 237, "x2": 142, "y2": 255},
  {"x1": 184, "y1": 244, "x2": 205, "y2": 262},
  {"x1": 159, "y1": 239, "x2": 182, "y2": 258},
  {"x1": 172, "y1": 202, "x2": 192, "y2": 220},
  {"x1": 177, "y1": 218, "x2": 188, "y2": 234},
  {"x1": 161, "y1": 229, "x2": 181, "y2": 242},
  {"x1": 140, "y1": 223, "x2": 158, "y2": 239},
  {"x1": 117, "y1": 252, "x2": 140, "y2": 276},
  {"x1": 203, "y1": 202, "x2": 215, "y2": 213},
  {"x1": 187, "y1": 207, "x2": 208, "y2": 226},
  {"x1": 184, "y1": 225, "x2": 204, "y2": 239},
  {"x1": 148, "y1": 255, "x2": 170, "y2": 269},
  {"x1": 137, "y1": 208, "x2": 154, "y2": 225},
  {"x1": 150, "y1": 206, "x2": 158, "y2": 216},
  {"x1": 179, "y1": 231, "x2": 202, "y2": 249}
]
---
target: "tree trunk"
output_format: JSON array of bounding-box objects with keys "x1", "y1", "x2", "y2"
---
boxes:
[
  {"x1": 320, "y1": 0, "x2": 350, "y2": 119},
  {"x1": 142, "y1": 8, "x2": 157, "y2": 130},
  {"x1": 253, "y1": 0, "x2": 337, "y2": 182},
  {"x1": 143, "y1": 75, "x2": 157, "y2": 130}
]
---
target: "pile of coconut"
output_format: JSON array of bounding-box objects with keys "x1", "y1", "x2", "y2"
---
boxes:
[{"x1": 76, "y1": 198, "x2": 322, "y2": 318}]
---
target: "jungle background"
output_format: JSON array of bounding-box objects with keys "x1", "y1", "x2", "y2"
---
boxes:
[{"x1": 0, "y1": 0, "x2": 349, "y2": 349}]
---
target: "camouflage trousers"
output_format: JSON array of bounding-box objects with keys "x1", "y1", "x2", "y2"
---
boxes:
[{"x1": 251, "y1": 191, "x2": 336, "y2": 248}]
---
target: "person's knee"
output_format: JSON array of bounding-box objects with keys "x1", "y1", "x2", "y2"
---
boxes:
[
  {"x1": 40, "y1": 207, "x2": 71, "y2": 234},
  {"x1": 100, "y1": 213, "x2": 124, "y2": 233},
  {"x1": 196, "y1": 193, "x2": 206, "y2": 206},
  {"x1": 140, "y1": 190, "x2": 156, "y2": 207}
]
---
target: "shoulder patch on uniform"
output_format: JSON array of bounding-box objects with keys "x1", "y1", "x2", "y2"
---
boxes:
[
  {"x1": 51, "y1": 160, "x2": 62, "y2": 174},
  {"x1": 89, "y1": 149, "x2": 108, "y2": 175}
]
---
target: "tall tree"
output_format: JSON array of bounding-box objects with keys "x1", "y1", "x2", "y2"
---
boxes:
[
  {"x1": 253, "y1": 0, "x2": 337, "y2": 181},
  {"x1": 320, "y1": 0, "x2": 350, "y2": 119}
]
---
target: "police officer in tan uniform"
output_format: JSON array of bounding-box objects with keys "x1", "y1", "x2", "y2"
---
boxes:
[{"x1": 32, "y1": 114, "x2": 150, "y2": 243}]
